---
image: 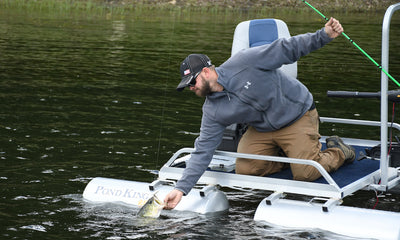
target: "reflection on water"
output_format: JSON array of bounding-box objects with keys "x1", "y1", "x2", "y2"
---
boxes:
[{"x1": 0, "y1": 6, "x2": 399, "y2": 240}]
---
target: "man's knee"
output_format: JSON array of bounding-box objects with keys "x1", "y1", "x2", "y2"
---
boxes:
[
  {"x1": 292, "y1": 166, "x2": 321, "y2": 181},
  {"x1": 236, "y1": 158, "x2": 284, "y2": 176},
  {"x1": 235, "y1": 158, "x2": 264, "y2": 176}
]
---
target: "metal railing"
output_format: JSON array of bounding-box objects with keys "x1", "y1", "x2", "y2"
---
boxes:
[
  {"x1": 380, "y1": 3, "x2": 400, "y2": 189},
  {"x1": 159, "y1": 147, "x2": 381, "y2": 199}
]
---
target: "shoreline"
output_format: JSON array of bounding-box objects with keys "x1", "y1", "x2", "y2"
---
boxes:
[{"x1": 1, "y1": 0, "x2": 399, "y2": 13}]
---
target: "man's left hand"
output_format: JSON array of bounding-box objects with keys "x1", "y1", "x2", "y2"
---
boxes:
[{"x1": 325, "y1": 17, "x2": 344, "y2": 38}]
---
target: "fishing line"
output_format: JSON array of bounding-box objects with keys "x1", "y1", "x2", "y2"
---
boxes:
[
  {"x1": 301, "y1": 0, "x2": 400, "y2": 87},
  {"x1": 155, "y1": 16, "x2": 176, "y2": 170},
  {"x1": 372, "y1": 189, "x2": 380, "y2": 209}
]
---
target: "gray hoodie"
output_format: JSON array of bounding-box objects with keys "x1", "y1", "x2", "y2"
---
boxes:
[{"x1": 175, "y1": 28, "x2": 333, "y2": 195}]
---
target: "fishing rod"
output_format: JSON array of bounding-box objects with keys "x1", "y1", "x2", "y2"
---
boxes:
[
  {"x1": 327, "y1": 90, "x2": 400, "y2": 103},
  {"x1": 300, "y1": 0, "x2": 400, "y2": 88}
]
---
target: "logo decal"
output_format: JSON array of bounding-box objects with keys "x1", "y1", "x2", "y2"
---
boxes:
[
  {"x1": 184, "y1": 69, "x2": 191, "y2": 75},
  {"x1": 244, "y1": 81, "x2": 252, "y2": 89}
]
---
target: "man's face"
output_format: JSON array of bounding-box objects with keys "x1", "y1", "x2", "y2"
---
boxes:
[{"x1": 189, "y1": 72, "x2": 211, "y2": 97}]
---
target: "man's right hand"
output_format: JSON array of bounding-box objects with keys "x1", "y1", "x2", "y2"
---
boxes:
[{"x1": 164, "y1": 189, "x2": 184, "y2": 210}]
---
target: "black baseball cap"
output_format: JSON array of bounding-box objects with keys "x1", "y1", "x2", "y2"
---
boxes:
[{"x1": 177, "y1": 54, "x2": 212, "y2": 91}]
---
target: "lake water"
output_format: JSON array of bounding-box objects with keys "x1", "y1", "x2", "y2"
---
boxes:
[{"x1": 1, "y1": 5, "x2": 400, "y2": 240}]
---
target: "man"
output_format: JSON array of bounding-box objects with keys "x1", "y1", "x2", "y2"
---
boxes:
[{"x1": 164, "y1": 17, "x2": 355, "y2": 210}]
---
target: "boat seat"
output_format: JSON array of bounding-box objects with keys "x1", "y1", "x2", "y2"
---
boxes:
[
  {"x1": 231, "y1": 18, "x2": 297, "y2": 78},
  {"x1": 218, "y1": 19, "x2": 297, "y2": 152}
]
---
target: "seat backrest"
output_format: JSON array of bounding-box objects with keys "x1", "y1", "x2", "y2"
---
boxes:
[
  {"x1": 217, "y1": 19, "x2": 297, "y2": 152},
  {"x1": 231, "y1": 19, "x2": 297, "y2": 78}
]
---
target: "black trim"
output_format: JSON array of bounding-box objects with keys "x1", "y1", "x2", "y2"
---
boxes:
[{"x1": 309, "y1": 101, "x2": 316, "y2": 111}]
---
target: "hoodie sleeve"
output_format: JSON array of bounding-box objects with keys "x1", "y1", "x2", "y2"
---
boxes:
[
  {"x1": 174, "y1": 111, "x2": 226, "y2": 195},
  {"x1": 238, "y1": 27, "x2": 333, "y2": 70}
]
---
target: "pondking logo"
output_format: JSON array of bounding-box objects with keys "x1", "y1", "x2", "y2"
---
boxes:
[{"x1": 94, "y1": 185, "x2": 151, "y2": 200}]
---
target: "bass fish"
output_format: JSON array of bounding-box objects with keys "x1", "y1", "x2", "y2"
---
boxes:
[{"x1": 137, "y1": 193, "x2": 164, "y2": 218}]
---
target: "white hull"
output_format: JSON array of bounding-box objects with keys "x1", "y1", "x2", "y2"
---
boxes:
[
  {"x1": 83, "y1": 177, "x2": 229, "y2": 214},
  {"x1": 254, "y1": 197, "x2": 400, "y2": 240}
]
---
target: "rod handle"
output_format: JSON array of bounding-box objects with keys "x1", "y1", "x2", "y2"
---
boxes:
[
  {"x1": 327, "y1": 91, "x2": 380, "y2": 98},
  {"x1": 327, "y1": 90, "x2": 400, "y2": 103}
]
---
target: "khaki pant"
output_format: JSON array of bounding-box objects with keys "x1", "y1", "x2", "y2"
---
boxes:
[{"x1": 236, "y1": 109, "x2": 345, "y2": 181}]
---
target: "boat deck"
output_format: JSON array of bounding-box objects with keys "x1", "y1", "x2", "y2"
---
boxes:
[
  {"x1": 269, "y1": 140, "x2": 380, "y2": 188},
  {"x1": 158, "y1": 136, "x2": 400, "y2": 200}
]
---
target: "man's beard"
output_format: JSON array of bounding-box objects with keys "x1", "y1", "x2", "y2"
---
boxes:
[{"x1": 197, "y1": 75, "x2": 212, "y2": 97}]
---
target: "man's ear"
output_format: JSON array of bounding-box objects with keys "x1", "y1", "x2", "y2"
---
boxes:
[{"x1": 202, "y1": 67, "x2": 210, "y2": 77}]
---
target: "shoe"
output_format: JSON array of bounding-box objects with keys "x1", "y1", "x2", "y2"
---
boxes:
[{"x1": 326, "y1": 135, "x2": 356, "y2": 164}]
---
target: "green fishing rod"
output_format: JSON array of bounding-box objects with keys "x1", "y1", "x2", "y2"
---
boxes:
[{"x1": 301, "y1": 0, "x2": 400, "y2": 88}]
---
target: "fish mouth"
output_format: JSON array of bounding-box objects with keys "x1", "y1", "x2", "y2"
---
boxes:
[{"x1": 153, "y1": 195, "x2": 164, "y2": 206}]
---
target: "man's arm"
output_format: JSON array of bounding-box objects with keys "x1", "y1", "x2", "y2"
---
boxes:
[
  {"x1": 236, "y1": 17, "x2": 343, "y2": 71},
  {"x1": 164, "y1": 113, "x2": 226, "y2": 209}
]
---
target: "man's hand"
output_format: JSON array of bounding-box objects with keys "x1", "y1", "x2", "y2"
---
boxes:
[
  {"x1": 325, "y1": 17, "x2": 343, "y2": 38},
  {"x1": 163, "y1": 189, "x2": 184, "y2": 210}
]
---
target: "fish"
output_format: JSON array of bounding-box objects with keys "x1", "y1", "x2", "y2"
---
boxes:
[{"x1": 137, "y1": 192, "x2": 164, "y2": 218}]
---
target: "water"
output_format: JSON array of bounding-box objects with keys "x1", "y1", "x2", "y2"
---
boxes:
[{"x1": 1, "y1": 6, "x2": 400, "y2": 240}]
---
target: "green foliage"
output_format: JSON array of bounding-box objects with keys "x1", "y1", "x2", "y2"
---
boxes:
[{"x1": 1, "y1": 0, "x2": 398, "y2": 14}]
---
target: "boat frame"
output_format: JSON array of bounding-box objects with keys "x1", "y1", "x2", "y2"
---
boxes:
[{"x1": 159, "y1": 2, "x2": 400, "y2": 202}]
